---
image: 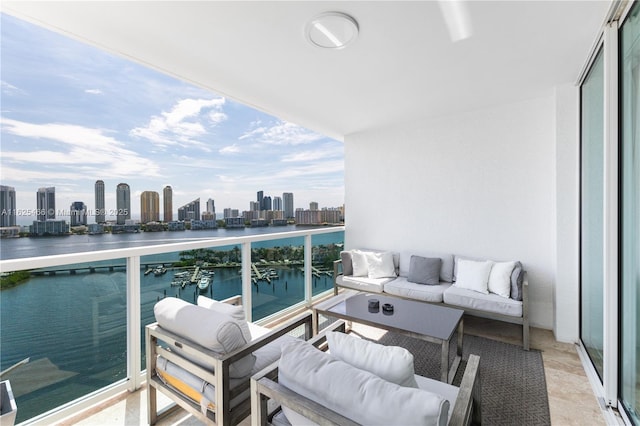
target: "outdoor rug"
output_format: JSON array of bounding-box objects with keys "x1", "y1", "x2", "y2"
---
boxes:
[{"x1": 369, "y1": 332, "x2": 551, "y2": 426}]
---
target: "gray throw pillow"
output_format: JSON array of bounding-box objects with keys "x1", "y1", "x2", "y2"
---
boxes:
[
  {"x1": 407, "y1": 256, "x2": 441, "y2": 285},
  {"x1": 340, "y1": 251, "x2": 353, "y2": 276},
  {"x1": 511, "y1": 262, "x2": 523, "y2": 301}
]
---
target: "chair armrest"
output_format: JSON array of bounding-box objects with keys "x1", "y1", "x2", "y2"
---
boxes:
[
  {"x1": 449, "y1": 354, "x2": 481, "y2": 426},
  {"x1": 219, "y1": 294, "x2": 243, "y2": 306},
  {"x1": 333, "y1": 259, "x2": 343, "y2": 278}
]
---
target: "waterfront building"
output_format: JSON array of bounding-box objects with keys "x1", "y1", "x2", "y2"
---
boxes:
[
  {"x1": 295, "y1": 208, "x2": 321, "y2": 225},
  {"x1": 271, "y1": 219, "x2": 287, "y2": 226},
  {"x1": 201, "y1": 211, "x2": 215, "y2": 221},
  {"x1": 163, "y1": 185, "x2": 173, "y2": 222},
  {"x1": 140, "y1": 191, "x2": 160, "y2": 224},
  {"x1": 250, "y1": 219, "x2": 268, "y2": 227},
  {"x1": 273, "y1": 196, "x2": 282, "y2": 211},
  {"x1": 309, "y1": 201, "x2": 319, "y2": 211},
  {"x1": 225, "y1": 217, "x2": 245, "y2": 228},
  {"x1": 36, "y1": 186, "x2": 55, "y2": 221},
  {"x1": 250, "y1": 201, "x2": 259, "y2": 211},
  {"x1": 29, "y1": 219, "x2": 68, "y2": 236},
  {"x1": 320, "y1": 208, "x2": 342, "y2": 224},
  {"x1": 111, "y1": 223, "x2": 140, "y2": 234},
  {"x1": 0, "y1": 226, "x2": 20, "y2": 238},
  {"x1": 87, "y1": 223, "x2": 104, "y2": 234},
  {"x1": 223, "y1": 208, "x2": 239, "y2": 219},
  {"x1": 95, "y1": 180, "x2": 105, "y2": 223},
  {"x1": 143, "y1": 221, "x2": 164, "y2": 232},
  {"x1": 283, "y1": 192, "x2": 294, "y2": 219},
  {"x1": 177, "y1": 198, "x2": 200, "y2": 221},
  {"x1": 243, "y1": 210, "x2": 259, "y2": 222},
  {"x1": 0, "y1": 185, "x2": 16, "y2": 227},
  {"x1": 69, "y1": 201, "x2": 87, "y2": 226},
  {"x1": 167, "y1": 221, "x2": 185, "y2": 231},
  {"x1": 116, "y1": 183, "x2": 131, "y2": 225},
  {"x1": 190, "y1": 219, "x2": 217, "y2": 230}
]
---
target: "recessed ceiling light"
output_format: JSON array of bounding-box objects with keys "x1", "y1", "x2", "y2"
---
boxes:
[{"x1": 306, "y1": 12, "x2": 359, "y2": 49}]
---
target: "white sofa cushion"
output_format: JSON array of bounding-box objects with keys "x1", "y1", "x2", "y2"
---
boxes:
[
  {"x1": 453, "y1": 259, "x2": 493, "y2": 294},
  {"x1": 384, "y1": 277, "x2": 451, "y2": 303},
  {"x1": 444, "y1": 285, "x2": 523, "y2": 317},
  {"x1": 414, "y1": 375, "x2": 460, "y2": 423},
  {"x1": 326, "y1": 331, "x2": 418, "y2": 388},
  {"x1": 336, "y1": 274, "x2": 393, "y2": 293},
  {"x1": 278, "y1": 339, "x2": 449, "y2": 426},
  {"x1": 400, "y1": 251, "x2": 455, "y2": 283},
  {"x1": 487, "y1": 261, "x2": 516, "y2": 298}
]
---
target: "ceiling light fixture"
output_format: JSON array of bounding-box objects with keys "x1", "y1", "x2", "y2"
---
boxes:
[{"x1": 306, "y1": 12, "x2": 359, "y2": 49}]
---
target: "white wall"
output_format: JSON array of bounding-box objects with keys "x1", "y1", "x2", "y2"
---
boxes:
[{"x1": 344, "y1": 96, "x2": 558, "y2": 329}]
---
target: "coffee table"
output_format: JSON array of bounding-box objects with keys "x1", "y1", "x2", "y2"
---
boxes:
[{"x1": 313, "y1": 291, "x2": 464, "y2": 384}]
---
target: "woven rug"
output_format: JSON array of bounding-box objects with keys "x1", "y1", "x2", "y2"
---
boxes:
[{"x1": 368, "y1": 331, "x2": 551, "y2": 426}]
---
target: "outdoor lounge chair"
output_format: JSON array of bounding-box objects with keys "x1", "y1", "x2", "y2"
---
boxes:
[
  {"x1": 146, "y1": 295, "x2": 313, "y2": 426},
  {"x1": 251, "y1": 328, "x2": 481, "y2": 426}
]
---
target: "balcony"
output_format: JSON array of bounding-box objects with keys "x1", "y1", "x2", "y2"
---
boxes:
[{"x1": 1, "y1": 226, "x2": 611, "y2": 425}]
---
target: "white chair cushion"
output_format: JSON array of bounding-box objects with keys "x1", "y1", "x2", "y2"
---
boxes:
[
  {"x1": 197, "y1": 296, "x2": 252, "y2": 342},
  {"x1": 444, "y1": 285, "x2": 523, "y2": 317},
  {"x1": 383, "y1": 277, "x2": 450, "y2": 303},
  {"x1": 326, "y1": 331, "x2": 418, "y2": 388},
  {"x1": 278, "y1": 339, "x2": 449, "y2": 426},
  {"x1": 154, "y1": 298, "x2": 255, "y2": 378}
]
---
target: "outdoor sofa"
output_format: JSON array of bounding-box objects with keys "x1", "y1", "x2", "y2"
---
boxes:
[{"x1": 334, "y1": 249, "x2": 529, "y2": 350}]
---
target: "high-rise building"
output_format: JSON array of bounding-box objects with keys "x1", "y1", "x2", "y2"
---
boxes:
[
  {"x1": 283, "y1": 192, "x2": 294, "y2": 219},
  {"x1": 206, "y1": 198, "x2": 215, "y2": 217},
  {"x1": 116, "y1": 183, "x2": 131, "y2": 225},
  {"x1": 95, "y1": 180, "x2": 105, "y2": 223},
  {"x1": 250, "y1": 201, "x2": 259, "y2": 211},
  {"x1": 310, "y1": 201, "x2": 319, "y2": 211},
  {"x1": 140, "y1": 191, "x2": 160, "y2": 223},
  {"x1": 273, "y1": 196, "x2": 282, "y2": 211},
  {"x1": 178, "y1": 198, "x2": 200, "y2": 221},
  {"x1": 36, "y1": 187, "x2": 56, "y2": 221},
  {"x1": 0, "y1": 185, "x2": 16, "y2": 227},
  {"x1": 262, "y1": 196, "x2": 272, "y2": 211},
  {"x1": 70, "y1": 201, "x2": 87, "y2": 226},
  {"x1": 257, "y1": 190, "x2": 263, "y2": 207},
  {"x1": 223, "y1": 208, "x2": 239, "y2": 219},
  {"x1": 163, "y1": 185, "x2": 173, "y2": 222}
]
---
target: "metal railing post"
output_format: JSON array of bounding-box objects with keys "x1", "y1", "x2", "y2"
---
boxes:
[
  {"x1": 304, "y1": 234, "x2": 312, "y2": 306},
  {"x1": 126, "y1": 255, "x2": 142, "y2": 391},
  {"x1": 242, "y1": 242, "x2": 253, "y2": 322}
]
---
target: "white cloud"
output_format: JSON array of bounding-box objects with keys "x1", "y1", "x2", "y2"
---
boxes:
[
  {"x1": 1, "y1": 80, "x2": 25, "y2": 95},
  {"x1": 281, "y1": 149, "x2": 340, "y2": 163},
  {"x1": 84, "y1": 88, "x2": 103, "y2": 95},
  {"x1": 0, "y1": 117, "x2": 161, "y2": 179},
  {"x1": 130, "y1": 97, "x2": 226, "y2": 151},
  {"x1": 219, "y1": 144, "x2": 241, "y2": 154},
  {"x1": 239, "y1": 120, "x2": 324, "y2": 146}
]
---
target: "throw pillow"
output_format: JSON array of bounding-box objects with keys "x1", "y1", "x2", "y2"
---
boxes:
[
  {"x1": 454, "y1": 259, "x2": 493, "y2": 294},
  {"x1": 366, "y1": 251, "x2": 397, "y2": 279},
  {"x1": 340, "y1": 251, "x2": 353, "y2": 276},
  {"x1": 351, "y1": 250, "x2": 369, "y2": 277},
  {"x1": 511, "y1": 262, "x2": 524, "y2": 301},
  {"x1": 407, "y1": 255, "x2": 442, "y2": 285},
  {"x1": 326, "y1": 331, "x2": 418, "y2": 387},
  {"x1": 488, "y1": 261, "x2": 516, "y2": 298}
]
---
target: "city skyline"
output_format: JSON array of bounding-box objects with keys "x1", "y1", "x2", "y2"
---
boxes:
[{"x1": 0, "y1": 14, "x2": 344, "y2": 224}]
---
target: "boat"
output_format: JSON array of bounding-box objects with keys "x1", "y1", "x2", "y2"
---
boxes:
[
  {"x1": 197, "y1": 276, "x2": 211, "y2": 293},
  {"x1": 174, "y1": 271, "x2": 190, "y2": 279},
  {"x1": 153, "y1": 266, "x2": 167, "y2": 276}
]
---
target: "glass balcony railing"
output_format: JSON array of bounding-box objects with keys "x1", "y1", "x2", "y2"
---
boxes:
[{"x1": 0, "y1": 227, "x2": 344, "y2": 424}]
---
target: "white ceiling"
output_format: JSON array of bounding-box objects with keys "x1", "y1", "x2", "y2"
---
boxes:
[{"x1": 2, "y1": 1, "x2": 611, "y2": 141}]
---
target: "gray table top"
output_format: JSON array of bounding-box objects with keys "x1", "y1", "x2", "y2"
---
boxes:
[{"x1": 320, "y1": 292, "x2": 463, "y2": 341}]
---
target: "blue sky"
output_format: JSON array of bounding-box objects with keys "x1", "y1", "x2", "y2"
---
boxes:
[{"x1": 0, "y1": 14, "x2": 344, "y2": 224}]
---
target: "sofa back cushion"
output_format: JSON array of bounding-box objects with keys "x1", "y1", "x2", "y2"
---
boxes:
[
  {"x1": 278, "y1": 339, "x2": 449, "y2": 426},
  {"x1": 407, "y1": 255, "x2": 442, "y2": 285},
  {"x1": 340, "y1": 249, "x2": 399, "y2": 277},
  {"x1": 400, "y1": 251, "x2": 455, "y2": 283}
]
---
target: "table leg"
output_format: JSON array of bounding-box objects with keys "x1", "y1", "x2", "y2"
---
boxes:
[
  {"x1": 312, "y1": 308, "x2": 319, "y2": 336},
  {"x1": 457, "y1": 317, "x2": 464, "y2": 357},
  {"x1": 441, "y1": 340, "x2": 449, "y2": 383}
]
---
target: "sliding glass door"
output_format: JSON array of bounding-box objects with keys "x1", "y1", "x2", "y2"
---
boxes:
[
  {"x1": 580, "y1": 48, "x2": 605, "y2": 379},
  {"x1": 620, "y1": 2, "x2": 640, "y2": 422}
]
